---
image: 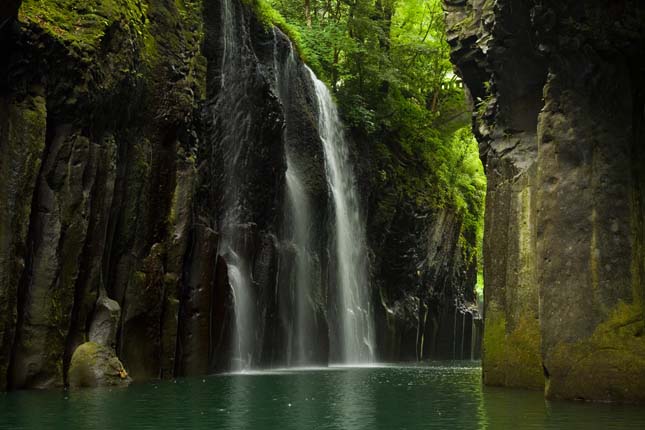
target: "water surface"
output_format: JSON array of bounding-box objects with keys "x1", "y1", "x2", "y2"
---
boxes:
[{"x1": 1, "y1": 362, "x2": 644, "y2": 429}]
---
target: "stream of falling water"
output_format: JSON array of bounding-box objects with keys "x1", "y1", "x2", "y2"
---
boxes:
[
  {"x1": 273, "y1": 36, "x2": 316, "y2": 365},
  {"x1": 215, "y1": 0, "x2": 256, "y2": 371},
  {"x1": 306, "y1": 67, "x2": 375, "y2": 364},
  {"x1": 218, "y1": 9, "x2": 374, "y2": 367},
  {"x1": 220, "y1": 0, "x2": 234, "y2": 88},
  {"x1": 284, "y1": 159, "x2": 313, "y2": 364}
]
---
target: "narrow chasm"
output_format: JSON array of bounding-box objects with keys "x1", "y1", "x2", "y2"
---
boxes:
[
  {"x1": 0, "y1": 0, "x2": 484, "y2": 390},
  {"x1": 446, "y1": 0, "x2": 645, "y2": 404},
  {"x1": 2, "y1": 0, "x2": 645, "y2": 428}
]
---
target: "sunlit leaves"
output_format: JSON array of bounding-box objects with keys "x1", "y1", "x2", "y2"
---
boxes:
[{"x1": 267, "y1": 0, "x2": 486, "y2": 277}]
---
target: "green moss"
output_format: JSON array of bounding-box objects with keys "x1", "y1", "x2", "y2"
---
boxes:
[
  {"x1": 19, "y1": 0, "x2": 148, "y2": 52},
  {"x1": 142, "y1": 0, "x2": 206, "y2": 117},
  {"x1": 167, "y1": 159, "x2": 196, "y2": 229},
  {"x1": 5, "y1": 93, "x2": 47, "y2": 239},
  {"x1": 18, "y1": 0, "x2": 207, "y2": 94},
  {"x1": 0, "y1": 93, "x2": 47, "y2": 390},
  {"x1": 545, "y1": 301, "x2": 645, "y2": 403},
  {"x1": 69, "y1": 342, "x2": 129, "y2": 388},
  {"x1": 483, "y1": 307, "x2": 544, "y2": 390},
  {"x1": 242, "y1": 0, "x2": 311, "y2": 63},
  {"x1": 133, "y1": 270, "x2": 147, "y2": 285}
]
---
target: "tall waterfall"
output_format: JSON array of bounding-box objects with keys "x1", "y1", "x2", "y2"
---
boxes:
[
  {"x1": 214, "y1": 0, "x2": 256, "y2": 371},
  {"x1": 284, "y1": 158, "x2": 315, "y2": 364},
  {"x1": 220, "y1": 0, "x2": 234, "y2": 88},
  {"x1": 273, "y1": 38, "x2": 317, "y2": 365},
  {"x1": 306, "y1": 68, "x2": 375, "y2": 364},
  {"x1": 215, "y1": 2, "x2": 374, "y2": 368}
]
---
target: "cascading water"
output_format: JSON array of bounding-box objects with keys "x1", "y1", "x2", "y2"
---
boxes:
[
  {"x1": 284, "y1": 160, "x2": 314, "y2": 364},
  {"x1": 215, "y1": 0, "x2": 374, "y2": 368},
  {"x1": 214, "y1": 0, "x2": 256, "y2": 371},
  {"x1": 306, "y1": 67, "x2": 375, "y2": 364},
  {"x1": 273, "y1": 34, "x2": 317, "y2": 365},
  {"x1": 220, "y1": 0, "x2": 234, "y2": 88},
  {"x1": 223, "y1": 247, "x2": 254, "y2": 369}
]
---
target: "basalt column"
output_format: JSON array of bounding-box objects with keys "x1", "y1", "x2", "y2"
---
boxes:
[
  {"x1": 445, "y1": 0, "x2": 645, "y2": 402},
  {"x1": 445, "y1": 0, "x2": 546, "y2": 390}
]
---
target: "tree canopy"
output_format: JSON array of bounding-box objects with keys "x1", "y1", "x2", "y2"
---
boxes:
[{"x1": 264, "y1": 0, "x2": 486, "y2": 294}]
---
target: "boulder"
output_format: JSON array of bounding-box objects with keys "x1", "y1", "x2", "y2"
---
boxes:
[{"x1": 68, "y1": 342, "x2": 131, "y2": 388}]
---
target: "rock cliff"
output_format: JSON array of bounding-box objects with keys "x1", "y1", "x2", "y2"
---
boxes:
[
  {"x1": 445, "y1": 0, "x2": 645, "y2": 402},
  {"x1": 0, "y1": 0, "x2": 480, "y2": 389}
]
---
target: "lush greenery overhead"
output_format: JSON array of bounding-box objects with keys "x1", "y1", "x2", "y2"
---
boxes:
[{"x1": 266, "y1": 0, "x2": 486, "y2": 294}]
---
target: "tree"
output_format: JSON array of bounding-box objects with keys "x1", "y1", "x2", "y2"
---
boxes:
[{"x1": 266, "y1": 0, "x2": 485, "y2": 268}]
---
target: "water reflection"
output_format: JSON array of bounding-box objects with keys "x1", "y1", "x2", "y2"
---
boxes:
[
  {"x1": 1, "y1": 364, "x2": 645, "y2": 429},
  {"x1": 334, "y1": 368, "x2": 376, "y2": 429},
  {"x1": 224, "y1": 373, "x2": 250, "y2": 429},
  {"x1": 481, "y1": 386, "x2": 548, "y2": 429}
]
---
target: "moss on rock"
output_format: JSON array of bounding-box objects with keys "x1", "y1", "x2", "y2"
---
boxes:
[
  {"x1": 242, "y1": 0, "x2": 311, "y2": 65},
  {"x1": 68, "y1": 342, "x2": 131, "y2": 388},
  {"x1": 483, "y1": 307, "x2": 544, "y2": 390},
  {"x1": 545, "y1": 301, "x2": 645, "y2": 403},
  {"x1": 19, "y1": 0, "x2": 148, "y2": 53},
  {"x1": 0, "y1": 92, "x2": 47, "y2": 390}
]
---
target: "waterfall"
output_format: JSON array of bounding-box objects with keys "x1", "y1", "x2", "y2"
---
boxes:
[
  {"x1": 306, "y1": 67, "x2": 374, "y2": 364},
  {"x1": 215, "y1": 5, "x2": 375, "y2": 367},
  {"x1": 284, "y1": 160, "x2": 314, "y2": 364},
  {"x1": 224, "y1": 249, "x2": 254, "y2": 369},
  {"x1": 220, "y1": 0, "x2": 234, "y2": 88},
  {"x1": 214, "y1": 0, "x2": 256, "y2": 371},
  {"x1": 273, "y1": 34, "x2": 317, "y2": 365}
]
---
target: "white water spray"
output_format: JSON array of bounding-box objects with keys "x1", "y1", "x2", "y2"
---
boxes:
[{"x1": 306, "y1": 67, "x2": 375, "y2": 363}]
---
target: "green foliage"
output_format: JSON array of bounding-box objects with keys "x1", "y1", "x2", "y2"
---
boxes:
[
  {"x1": 268, "y1": 0, "x2": 486, "y2": 291},
  {"x1": 243, "y1": 0, "x2": 318, "y2": 66},
  {"x1": 19, "y1": 0, "x2": 148, "y2": 51}
]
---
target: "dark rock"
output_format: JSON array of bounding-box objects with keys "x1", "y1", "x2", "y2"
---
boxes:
[
  {"x1": 89, "y1": 295, "x2": 121, "y2": 348},
  {"x1": 0, "y1": 0, "x2": 207, "y2": 388},
  {"x1": 0, "y1": 91, "x2": 47, "y2": 390},
  {"x1": 10, "y1": 126, "x2": 96, "y2": 390},
  {"x1": 176, "y1": 225, "x2": 220, "y2": 375},
  {"x1": 0, "y1": 0, "x2": 483, "y2": 391},
  {"x1": 445, "y1": 0, "x2": 645, "y2": 403}
]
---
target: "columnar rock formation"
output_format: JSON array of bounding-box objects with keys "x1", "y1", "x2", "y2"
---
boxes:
[
  {"x1": 0, "y1": 0, "x2": 480, "y2": 390},
  {"x1": 445, "y1": 0, "x2": 645, "y2": 403}
]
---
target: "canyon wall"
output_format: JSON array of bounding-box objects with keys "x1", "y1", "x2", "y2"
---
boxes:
[
  {"x1": 0, "y1": 0, "x2": 479, "y2": 389},
  {"x1": 445, "y1": 0, "x2": 645, "y2": 402}
]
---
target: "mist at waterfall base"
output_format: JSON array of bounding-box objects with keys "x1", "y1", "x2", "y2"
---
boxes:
[{"x1": 2, "y1": 363, "x2": 645, "y2": 429}]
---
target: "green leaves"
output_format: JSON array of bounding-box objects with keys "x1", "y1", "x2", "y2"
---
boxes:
[{"x1": 267, "y1": 0, "x2": 486, "y2": 279}]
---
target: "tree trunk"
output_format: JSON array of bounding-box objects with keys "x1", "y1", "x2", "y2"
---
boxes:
[{"x1": 305, "y1": 0, "x2": 312, "y2": 28}]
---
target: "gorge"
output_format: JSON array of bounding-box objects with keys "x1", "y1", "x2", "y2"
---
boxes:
[
  {"x1": 445, "y1": 0, "x2": 645, "y2": 403},
  {"x1": 0, "y1": 0, "x2": 480, "y2": 392},
  {"x1": 0, "y1": 0, "x2": 645, "y2": 426}
]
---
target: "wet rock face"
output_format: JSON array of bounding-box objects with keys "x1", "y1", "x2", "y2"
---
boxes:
[
  {"x1": 0, "y1": 0, "x2": 207, "y2": 389},
  {"x1": 0, "y1": 0, "x2": 481, "y2": 390},
  {"x1": 366, "y1": 199, "x2": 481, "y2": 362},
  {"x1": 89, "y1": 295, "x2": 121, "y2": 349},
  {"x1": 0, "y1": 0, "x2": 326, "y2": 386},
  {"x1": 445, "y1": 0, "x2": 645, "y2": 402}
]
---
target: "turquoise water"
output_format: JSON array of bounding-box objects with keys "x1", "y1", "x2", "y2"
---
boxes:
[{"x1": 1, "y1": 362, "x2": 644, "y2": 429}]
